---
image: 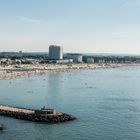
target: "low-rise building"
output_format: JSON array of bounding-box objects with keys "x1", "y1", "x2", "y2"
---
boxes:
[
  {"x1": 41, "y1": 59, "x2": 73, "y2": 64},
  {"x1": 86, "y1": 58, "x2": 94, "y2": 63},
  {"x1": 66, "y1": 53, "x2": 83, "y2": 63}
]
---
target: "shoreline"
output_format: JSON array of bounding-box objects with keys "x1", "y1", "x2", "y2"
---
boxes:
[{"x1": 0, "y1": 63, "x2": 139, "y2": 80}]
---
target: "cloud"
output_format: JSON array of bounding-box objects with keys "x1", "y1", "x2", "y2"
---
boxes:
[
  {"x1": 18, "y1": 16, "x2": 43, "y2": 23},
  {"x1": 122, "y1": 0, "x2": 140, "y2": 7}
]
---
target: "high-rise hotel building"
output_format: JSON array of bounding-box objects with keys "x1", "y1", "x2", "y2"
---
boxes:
[{"x1": 49, "y1": 45, "x2": 63, "y2": 60}]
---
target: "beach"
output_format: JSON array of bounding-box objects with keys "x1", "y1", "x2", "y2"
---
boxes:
[{"x1": 0, "y1": 63, "x2": 139, "y2": 80}]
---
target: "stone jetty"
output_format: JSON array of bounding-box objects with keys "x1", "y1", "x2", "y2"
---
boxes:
[{"x1": 0, "y1": 105, "x2": 76, "y2": 123}]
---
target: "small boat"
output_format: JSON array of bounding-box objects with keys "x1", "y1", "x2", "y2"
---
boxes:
[{"x1": 0, "y1": 124, "x2": 3, "y2": 130}]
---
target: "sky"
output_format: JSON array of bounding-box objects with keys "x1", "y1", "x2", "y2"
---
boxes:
[{"x1": 0, "y1": 0, "x2": 140, "y2": 54}]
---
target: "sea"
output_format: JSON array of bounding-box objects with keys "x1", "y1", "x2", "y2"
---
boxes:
[{"x1": 0, "y1": 66, "x2": 140, "y2": 140}]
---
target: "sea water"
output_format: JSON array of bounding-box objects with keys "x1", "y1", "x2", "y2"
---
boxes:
[{"x1": 0, "y1": 66, "x2": 140, "y2": 140}]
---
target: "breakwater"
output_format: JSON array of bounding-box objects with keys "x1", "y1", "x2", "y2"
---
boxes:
[{"x1": 0, "y1": 105, "x2": 76, "y2": 123}]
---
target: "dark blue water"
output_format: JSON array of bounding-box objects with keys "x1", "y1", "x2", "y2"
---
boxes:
[{"x1": 0, "y1": 66, "x2": 140, "y2": 140}]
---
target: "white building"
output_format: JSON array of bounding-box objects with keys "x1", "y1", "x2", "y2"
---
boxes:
[
  {"x1": 49, "y1": 45, "x2": 63, "y2": 60},
  {"x1": 67, "y1": 53, "x2": 83, "y2": 63}
]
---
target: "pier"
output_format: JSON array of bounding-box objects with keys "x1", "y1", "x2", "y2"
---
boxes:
[{"x1": 0, "y1": 105, "x2": 76, "y2": 123}]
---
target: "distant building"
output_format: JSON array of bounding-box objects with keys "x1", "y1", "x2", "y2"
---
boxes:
[
  {"x1": 19, "y1": 51, "x2": 22, "y2": 54},
  {"x1": 67, "y1": 53, "x2": 83, "y2": 63},
  {"x1": 98, "y1": 59, "x2": 105, "y2": 63},
  {"x1": 86, "y1": 58, "x2": 94, "y2": 63},
  {"x1": 49, "y1": 45, "x2": 63, "y2": 60}
]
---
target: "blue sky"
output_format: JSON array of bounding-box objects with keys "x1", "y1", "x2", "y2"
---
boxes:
[{"x1": 0, "y1": 0, "x2": 140, "y2": 54}]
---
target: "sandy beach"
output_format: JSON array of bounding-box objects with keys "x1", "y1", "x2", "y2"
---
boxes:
[{"x1": 0, "y1": 63, "x2": 139, "y2": 80}]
